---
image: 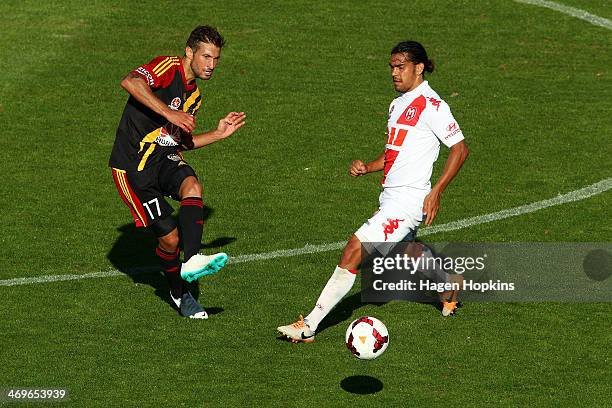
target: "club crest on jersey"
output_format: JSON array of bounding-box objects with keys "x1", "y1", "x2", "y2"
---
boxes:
[
  {"x1": 169, "y1": 97, "x2": 182, "y2": 111},
  {"x1": 405, "y1": 106, "x2": 418, "y2": 121},
  {"x1": 396, "y1": 95, "x2": 426, "y2": 126}
]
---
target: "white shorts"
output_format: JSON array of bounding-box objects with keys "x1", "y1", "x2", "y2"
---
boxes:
[{"x1": 355, "y1": 187, "x2": 426, "y2": 244}]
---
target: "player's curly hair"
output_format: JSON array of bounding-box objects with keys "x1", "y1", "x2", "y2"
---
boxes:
[
  {"x1": 391, "y1": 41, "x2": 435, "y2": 76},
  {"x1": 186, "y1": 25, "x2": 225, "y2": 50}
]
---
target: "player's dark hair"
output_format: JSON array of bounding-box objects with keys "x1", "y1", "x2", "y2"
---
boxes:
[
  {"x1": 391, "y1": 41, "x2": 435, "y2": 76},
  {"x1": 186, "y1": 25, "x2": 225, "y2": 50}
]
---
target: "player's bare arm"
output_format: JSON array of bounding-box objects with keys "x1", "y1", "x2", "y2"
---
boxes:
[
  {"x1": 423, "y1": 140, "x2": 469, "y2": 225},
  {"x1": 188, "y1": 111, "x2": 246, "y2": 149},
  {"x1": 120, "y1": 73, "x2": 196, "y2": 133},
  {"x1": 350, "y1": 152, "x2": 384, "y2": 177}
]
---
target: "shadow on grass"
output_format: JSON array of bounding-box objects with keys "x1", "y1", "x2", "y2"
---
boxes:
[
  {"x1": 107, "y1": 206, "x2": 234, "y2": 315},
  {"x1": 315, "y1": 292, "x2": 388, "y2": 335},
  {"x1": 340, "y1": 375, "x2": 383, "y2": 394},
  {"x1": 315, "y1": 293, "x2": 451, "y2": 334}
]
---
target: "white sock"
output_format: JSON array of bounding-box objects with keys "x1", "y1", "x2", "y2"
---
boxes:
[
  {"x1": 417, "y1": 245, "x2": 450, "y2": 283},
  {"x1": 304, "y1": 266, "x2": 356, "y2": 332}
]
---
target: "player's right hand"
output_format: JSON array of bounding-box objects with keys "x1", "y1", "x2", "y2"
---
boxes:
[
  {"x1": 165, "y1": 110, "x2": 196, "y2": 133},
  {"x1": 349, "y1": 160, "x2": 368, "y2": 177}
]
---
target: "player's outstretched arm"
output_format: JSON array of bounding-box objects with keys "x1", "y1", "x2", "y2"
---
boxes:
[
  {"x1": 349, "y1": 152, "x2": 384, "y2": 177},
  {"x1": 189, "y1": 111, "x2": 246, "y2": 150},
  {"x1": 120, "y1": 73, "x2": 195, "y2": 133},
  {"x1": 423, "y1": 140, "x2": 469, "y2": 225}
]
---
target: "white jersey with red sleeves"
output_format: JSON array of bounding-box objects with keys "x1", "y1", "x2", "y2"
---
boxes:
[{"x1": 383, "y1": 81, "x2": 464, "y2": 190}]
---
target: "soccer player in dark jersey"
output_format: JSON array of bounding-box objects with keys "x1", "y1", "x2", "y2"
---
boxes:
[{"x1": 109, "y1": 25, "x2": 246, "y2": 319}]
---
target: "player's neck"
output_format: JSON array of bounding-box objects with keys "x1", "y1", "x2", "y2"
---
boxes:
[
  {"x1": 405, "y1": 78, "x2": 425, "y2": 93},
  {"x1": 182, "y1": 58, "x2": 197, "y2": 84}
]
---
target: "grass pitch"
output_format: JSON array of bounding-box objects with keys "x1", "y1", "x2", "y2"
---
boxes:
[{"x1": 1, "y1": 0, "x2": 611, "y2": 406}]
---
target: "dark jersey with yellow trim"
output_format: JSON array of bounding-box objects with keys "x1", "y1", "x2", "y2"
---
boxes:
[{"x1": 109, "y1": 56, "x2": 202, "y2": 172}]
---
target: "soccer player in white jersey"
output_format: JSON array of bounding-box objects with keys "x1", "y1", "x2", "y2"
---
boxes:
[{"x1": 278, "y1": 41, "x2": 469, "y2": 342}]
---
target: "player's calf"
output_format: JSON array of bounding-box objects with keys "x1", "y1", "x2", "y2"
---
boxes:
[
  {"x1": 177, "y1": 176, "x2": 204, "y2": 262},
  {"x1": 156, "y1": 246, "x2": 182, "y2": 298},
  {"x1": 154, "y1": 222, "x2": 183, "y2": 298},
  {"x1": 179, "y1": 196, "x2": 204, "y2": 261}
]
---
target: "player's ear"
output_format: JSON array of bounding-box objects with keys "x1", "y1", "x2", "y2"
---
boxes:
[
  {"x1": 416, "y1": 62, "x2": 424, "y2": 76},
  {"x1": 185, "y1": 46, "x2": 193, "y2": 60}
]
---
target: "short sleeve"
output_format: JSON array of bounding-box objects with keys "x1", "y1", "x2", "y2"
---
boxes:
[
  {"x1": 130, "y1": 56, "x2": 180, "y2": 89},
  {"x1": 424, "y1": 99, "x2": 465, "y2": 147}
]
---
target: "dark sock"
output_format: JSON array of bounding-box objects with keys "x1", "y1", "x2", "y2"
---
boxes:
[
  {"x1": 156, "y1": 246, "x2": 182, "y2": 298},
  {"x1": 179, "y1": 196, "x2": 204, "y2": 262}
]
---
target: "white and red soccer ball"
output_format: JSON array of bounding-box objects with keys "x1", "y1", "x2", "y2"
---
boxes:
[{"x1": 345, "y1": 316, "x2": 389, "y2": 360}]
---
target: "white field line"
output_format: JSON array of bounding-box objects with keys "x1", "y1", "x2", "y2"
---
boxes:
[
  {"x1": 1, "y1": 178, "x2": 611, "y2": 287},
  {"x1": 3, "y1": 0, "x2": 607, "y2": 289},
  {"x1": 514, "y1": 0, "x2": 612, "y2": 30}
]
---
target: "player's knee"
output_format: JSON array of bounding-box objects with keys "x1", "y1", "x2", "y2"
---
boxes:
[
  {"x1": 347, "y1": 235, "x2": 362, "y2": 252},
  {"x1": 339, "y1": 235, "x2": 362, "y2": 269},
  {"x1": 158, "y1": 229, "x2": 179, "y2": 251},
  {"x1": 180, "y1": 176, "x2": 202, "y2": 199}
]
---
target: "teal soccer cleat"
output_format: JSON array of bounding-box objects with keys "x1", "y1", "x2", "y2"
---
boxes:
[{"x1": 180, "y1": 253, "x2": 229, "y2": 283}]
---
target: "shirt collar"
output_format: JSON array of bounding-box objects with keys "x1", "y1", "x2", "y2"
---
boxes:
[{"x1": 401, "y1": 80, "x2": 428, "y2": 98}]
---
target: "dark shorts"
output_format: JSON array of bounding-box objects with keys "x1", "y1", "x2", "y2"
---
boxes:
[{"x1": 111, "y1": 152, "x2": 196, "y2": 228}]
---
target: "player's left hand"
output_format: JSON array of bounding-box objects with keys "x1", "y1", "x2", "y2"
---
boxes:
[
  {"x1": 422, "y1": 188, "x2": 441, "y2": 225},
  {"x1": 217, "y1": 112, "x2": 246, "y2": 139}
]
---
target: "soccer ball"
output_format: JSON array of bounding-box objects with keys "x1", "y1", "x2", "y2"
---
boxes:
[{"x1": 345, "y1": 316, "x2": 389, "y2": 360}]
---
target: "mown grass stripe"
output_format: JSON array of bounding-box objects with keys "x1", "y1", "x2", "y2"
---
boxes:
[
  {"x1": 1, "y1": 177, "x2": 610, "y2": 287},
  {"x1": 514, "y1": 0, "x2": 612, "y2": 30}
]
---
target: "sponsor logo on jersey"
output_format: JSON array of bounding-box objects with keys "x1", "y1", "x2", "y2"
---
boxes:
[
  {"x1": 168, "y1": 153, "x2": 187, "y2": 166},
  {"x1": 136, "y1": 67, "x2": 155, "y2": 86},
  {"x1": 445, "y1": 122, "x2": 462, "y2": 139},
  {"x1": 427, "y1": 97, "x2": 441, "y2": 111},
  {"x1": 169, "y1": 97, "x2": 182, "y2": 111},
  {"x1": 154, "y1": 127, "x2": 180, "y2": 147},
  {"x1": 167, "y1": 153, "x2": 182, "y2": 162}
]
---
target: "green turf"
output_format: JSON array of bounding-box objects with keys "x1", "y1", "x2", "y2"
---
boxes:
[{"x1": 1, "y1": 0, "x2": 611, "y2": 406}]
